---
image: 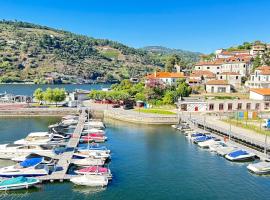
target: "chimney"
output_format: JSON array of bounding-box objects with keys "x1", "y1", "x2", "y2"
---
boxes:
[{"x1": 154, "y1": 71, "x2": 157, "y2": 78}]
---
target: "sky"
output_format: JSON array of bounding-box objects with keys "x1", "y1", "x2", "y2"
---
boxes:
[{"x1": 0, "y1": 0, "x2": 269, "y2": 53}]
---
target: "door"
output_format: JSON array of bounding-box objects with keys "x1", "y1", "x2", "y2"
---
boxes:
[{"x1": 195, "y1": 106, "x2": 198, "y2": 111}]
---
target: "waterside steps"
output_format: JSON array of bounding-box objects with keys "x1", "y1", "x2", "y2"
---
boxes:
[
  {"x1": 37, "y1": 110, "x2": 87, "y2": 182},
  {"x1": 180, "y1": 115, "x2": 270, "y2": 161}
]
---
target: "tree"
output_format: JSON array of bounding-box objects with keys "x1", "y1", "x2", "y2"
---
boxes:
[
  {"x1": 176, "y1": 81, "x2": 192, "y2": 97},
  {"x1": 162, "y1": 91, "x2": 176, "y2": 104},
  {"x1": 33, "y1": 88, "x2": 44, "y2": 104},
  {"x1": 52, "y1": 88, "x2": 66, "y2": 106},
  {"x1": 43, "y1": 88, "x2": 54, "y2": 104},
  {"x1": 253, "y1": 55, "x2": 261, "y2": 70},
  {"x1": 135, "y1": 92, "x2": 146, "y2": 101}
]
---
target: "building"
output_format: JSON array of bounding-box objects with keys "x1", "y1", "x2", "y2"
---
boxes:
[
  {"x1": 145, "y1": 72, "x2": 185, "y2": 86},
  {"x1": 178, "y1": 97, "x2": 268, "y2": 112},
  {"x1": 250, "y1": 88, "x2": 270, "y2": 101},
  {"x1": 221, "y1": 56, "x2": 252, "y2": 76},
  {"x1": 189, "y1": 70, "x2": 216, "y2": 83},
  {"x1": 206, "y1": 80, "x2": 231, "y2": 93},
  {"x1": 250, "y1": 44, "x2": 266, "y2": 56},
  {"x1": 194, "y1": 60, "x2": 223, "y2": 74},
  {"x1": 246, "y1": 66, "x2": 270, "y2": 88},
  {"x1": 215, "y1": 49, "x2": 251, "y2": 59},
  {"x1": 217, "y1": 72, "x2": 241, "y2": 89}
]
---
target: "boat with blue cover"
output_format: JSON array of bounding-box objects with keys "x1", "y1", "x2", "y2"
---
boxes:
[
  {"x1": 193, "y1": 136, "x2": 214, "y2": 144},
  {"x1": 0, "y1": 157, "x2": 50, "y2": 177},
  {"x1": 77, "y1": 144, "x2": 109, "y2": 152},
  {"x1": 225, "y1": 149, "x2": 256, "y2": 162},
  {"x1": 0, "y1": 176, "x2": 39, "y2": 191}
]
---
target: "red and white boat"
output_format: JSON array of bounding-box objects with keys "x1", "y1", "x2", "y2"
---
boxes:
[
  {"x1": 75, "y1": 166, "x2": 112, "y2": 179},
  {"x1": 81, "y1": 134, "x2": 107, "y2": 143}
]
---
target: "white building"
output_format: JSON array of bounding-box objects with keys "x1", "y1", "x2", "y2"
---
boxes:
[
  {"x1": 217, "y1": 72, "x2": 242, "y2": 89},
  {"x1": 206, "y1": 80, "x2": 231, "y2": 93},
  {"x1": 194, "y1": 60, "x2": 223, "y2": 74},
  {"x1": 250, "y1": 88, "x2": 270, "y2": 101},
  {"x1": 221, "y1": 56, "x2": 252, "y2": 76},
  {"x1": 246, "y1": 66, "x2": 270, "y2": 88},
  {"x1": 189, "y1": 70, "x2": 216, "y2": 83},
  {"x1": 250, "y1": 44, "x2": 266, "y2": 56}
]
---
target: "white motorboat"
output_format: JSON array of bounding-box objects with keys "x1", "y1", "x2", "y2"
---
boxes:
[
  {"x1": 62, "y1": 115, "x2": 79, "y2": 120},
  {"x1": 197, "y1": 139, "x2": 218, "y2": 148},
  {"x1": 74, "y1": 151, "x2": 110, "y2": 160},
  {"x1": 72, "y1": 157, "x2": 106, "y2": 167},
  {"x1": 247, "y1": 161, "x2": 270, "y2": 175},
  {"x1": 74, "y1": 166, "x2": 112, "y2": 179},
  {"x1": 12, "y1": 153, "x2": 56, "y2": 166},
  {"x1": 70, "y1": 175, "x2": 108, "y2": 187},
  {"x1": 215, "y1": 145, "x2": 238, "y2": 156},
  {"x1": 0, "y1": 144, "x2": 57, "y2": 159},
  {"x1": 82, "y1": 128, "x2": 105, "y2": 135},
  {"x1": 14, "y1": 132, "x2": 52, "y2": 145},
  {"x1": 209, "y1": 141, "x2": 226, "y2": 152},
  {"x1": 0, "y1": 176, "x2": 40, "y2": 191},
  {"x1": 84, "y1": 121, "x2": 105, "y2": 129},
  {"x1": 0, "y1": 157, "x2": 50, "y2": 177},
  {"x1": 225, "y1": 149, "x2": 256, "y2": 162},
  {"x1": 62, "y1": 119, "x2": 78, "y2": 126}
]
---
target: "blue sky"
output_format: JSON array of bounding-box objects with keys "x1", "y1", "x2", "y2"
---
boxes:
[{"x1": 0, "y1": 0, "x2": 269, "y2": 53}]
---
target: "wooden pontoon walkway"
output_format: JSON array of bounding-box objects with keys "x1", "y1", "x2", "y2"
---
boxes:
[{"x1": 38, "y1": 111, "x2": 86, "y2": 182}]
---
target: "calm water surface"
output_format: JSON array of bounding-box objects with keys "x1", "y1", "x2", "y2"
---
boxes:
[
  {"x1": 0, "y1": 117, "x2": 269, "y2": 200},
  {"x1": 0, "y1": 84, "x2": 111, "y2": 96}
]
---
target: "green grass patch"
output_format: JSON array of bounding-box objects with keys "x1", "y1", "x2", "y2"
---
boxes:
[
  {"x1": 135, "y1": 108, "x2": 176, "y2": 115},
  {"x1": 222, "y1": 119, "x2": 270, "y2": 135},
  {"x1": 101, "y1": 49, "x2": 119, "y2": 59}
]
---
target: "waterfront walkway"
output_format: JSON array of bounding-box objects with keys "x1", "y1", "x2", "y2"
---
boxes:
[
  {"x1": 181, "y1": 114, "x2": 270, "y2": 159},
  {"x1": 38, "y1": 110, "x2": 86, "y2": 182}
]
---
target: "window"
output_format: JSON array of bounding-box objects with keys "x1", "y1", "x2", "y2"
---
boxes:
[
  {"x1": 219, "y1": 103, "x2": 224, "y2": 111},
  {"x1": 237, "y1": 103, "x2": 242, "y2": 110},
  {"x1": 218, "y1": 87, "x2": 226, "y2": 93},
  {"x1": 236, "y1": 76, "x2": 238, "y2": 80},
  {"x1": 265, "y1": 103, "x2": 270, "y2": 109},
  {"x1": 246, "y1": 103, "x2": 251, "y2": 110},
  {"x1": 228, "y1": 103, "x2": 233, "y2": 110},
  {"x1": 207, "y1": 67, "x2": 210, "y2": 69},
  {"x1": 255, "y1": 103, "x2": 260, "y2": 110},
  {"x1": 209, "y1": 104, "x2": 214, "y2": 111},
  {"x1": 220, "y1": 76, "x2": 223, "y2": 79}
]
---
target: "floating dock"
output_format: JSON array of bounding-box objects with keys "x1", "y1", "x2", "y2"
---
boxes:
[{"x1": 38, "y1": 110, "x2": 86, "y2": 182}]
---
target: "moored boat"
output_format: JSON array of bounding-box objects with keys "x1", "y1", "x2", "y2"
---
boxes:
[
  {"x1": 225, "y1": 150, "x2": 256, "y2": 162},
  {"x1": 247, "y1": 161, "x2": 270, "y2": 174},
  {"x1": 14, "y1": 132, "x2": 52, "y2": 145},
  {"x1": 70, "y1": 175, "x2": 108, "y2": 187},
  {"x1": 74, "y1": 166, "x2": 112, "y2": 179},
  {"x1": 72, "y1": 157, "x2": 106, "y2": 167},
  {"x1": 0, "y1": 176, "x2": 39, "y2": 191}
]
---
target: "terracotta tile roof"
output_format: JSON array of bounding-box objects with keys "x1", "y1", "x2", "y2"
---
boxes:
[
  {"x1": 224, "y1": 56, "x2": 251, "y2": 63},
  {"x1": 190, "y1": 70, "x2": 216, "y2": 78},
  {"x1": 195, "y1": 60, "x2": 223, "y2": 66},
  {"x1": 206, "y1": 80, "x2": 229, "y2": 85},
  {"x1": 256, "y1": 66, "x2": 270, "y2": 70},
  {"x1": 146, "y1": 72, "x2": 185, "y2": 79},
  {"x1": 256, "y1": 66, "x2": 270, "y2": 75},
  {"x1": 220, "y1": 72, "x2": 240, "y2": 75},
  {"x1": 250, "y1": 88, "x2": 270, "y2": 95}
]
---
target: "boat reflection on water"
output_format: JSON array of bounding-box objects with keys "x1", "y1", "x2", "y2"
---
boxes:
[
  {"x1": 0, "y1": 185, "x2": 41, "y2": 197},
  {"x1": 72, "y1": 185, "x2": 106, "y2": 195}
]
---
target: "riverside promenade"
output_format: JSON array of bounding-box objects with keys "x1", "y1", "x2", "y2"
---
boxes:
[{"x1": 181, "y1": 113, "x2": 270, "y2": 158}]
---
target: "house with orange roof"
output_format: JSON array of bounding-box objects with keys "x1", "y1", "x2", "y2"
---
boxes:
[
  {"x1": 188, "y1": 70, "x2": 216, "y2": 84},
  {"x1": 246, "y1": 66, "x2": 270, "y2": 88},
  {"x1": 250, "y1": 88, "x2": 270, "y2": 101},
  {"x1": 221, "y1": 56, "x2": 252, "y2": 76},
  {"x1": 216, "y1": 72, "x2": 242, "y2": 88},
  {"x1": 205, "y1": 80, "x2": 231, "y2": 93},
  {"x1": 145, "y1": 71, "x2": 185, "y2": 86},
  {"x1": 194, "y1": 60, "x2": 223, "y2": 74}
]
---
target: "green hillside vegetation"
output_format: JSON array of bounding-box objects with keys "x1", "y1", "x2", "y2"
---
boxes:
[{"x1": 0, "y1": 20, "x2": 200, "y2": 84}]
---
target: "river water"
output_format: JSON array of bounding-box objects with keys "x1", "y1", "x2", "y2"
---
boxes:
[
  {"x1": 0, "y1": 117, "x2": 269, "y2": 200},
  {"x1": 0, "y1": 84, "x2": 111, "y2": 96}
]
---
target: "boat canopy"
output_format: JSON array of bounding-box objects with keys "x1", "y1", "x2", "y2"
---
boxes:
[
  {"x1": 20, "y1": 157, "x2": 43, "y2": 167},
  {"x1": 228, "y1": 150, "x2": 248, "y2": 157},
  {"x1": 28, "y1": 132, "x2": 49, "y2": 137}
]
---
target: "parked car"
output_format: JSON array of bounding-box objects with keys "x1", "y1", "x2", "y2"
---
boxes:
[
  {"x1": 112, "y1": 104, "x2": 120, "y2": 108},
  {"x1": 123, "y1": 104, "x2": 134, "y2": 110}
]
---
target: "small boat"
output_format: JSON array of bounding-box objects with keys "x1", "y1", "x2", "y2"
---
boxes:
[
  {"x1": 75, "y1": 166, "x2": 112, "y2": 179},
  {"x1": 84, "y1": 121, "x2": 105, "y2": 130},
  {"x1": 82, "y1": 128, "x2": 105, "y2": 135},
  {"x1": 225, "y1": 150, "x2": 256, "y2": 162},
  {"x1": 247, "y1": 161, "x2": 270, "y2": 175},
  {"x1": 0, "y1": 144, "x2": 57, "y2": 159},
  {"x1": 209, "y1": 141, "x2": 226, "y2": 152},
  {"x1": 216, "y1": 145, "x2": 238, "y2": 156},
  {"x1": 80, "y1": 135, "x2": 107, "y2": 143},
  {"x1": 62, "y1": 115, "x2": 79, "y2": 121},
  {"x1": 0, "y1": 157, "x2": 50, "y2": 177},
  {"x1": 62, "y1": 119, "x2": 78, "y2": 126},
  {"x1": 14, "y1": 132, "x2": 52, "y2": 145},
  {"x1": 70, "y1": 175, "x2": 108, "y2": 187},
  {"x1": 74, "y1": 151, "x2": 110, "y2": 160},
  {"x1": 0, "y1": 176, "x2": 39, "y2": 191},
  {"x1": 187, "y1": 132, "x2": 205, "y2": 140},
  {"x1": 193, "y1": 136, "x2": 214, "y2": 144},
  {"x1": 12, "y1": 153, "x2": 56, "y2": 166},
  {"x1": 197, "y1": 139, "x2": 219, "y2": 148},
  {"x1": 72, "y1": 157, "x2": 106, "y2": 167},
  {"x1": 77, "y1": 144, "x2": 110, "y2": 152}
]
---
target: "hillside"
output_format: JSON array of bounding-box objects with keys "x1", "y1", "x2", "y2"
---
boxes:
[{"x1": 0, "y1": 21, "x2": 200, "y2": 84}]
